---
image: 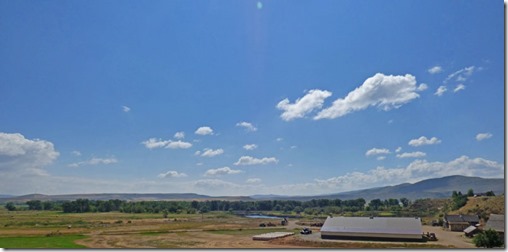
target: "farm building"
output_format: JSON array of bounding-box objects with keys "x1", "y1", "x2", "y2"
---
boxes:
[
  {"x1": 320, "y1": 216, "x2": 423, "y2": 241},
  {"x1": 443, "y1": 214, "x2": 480, "y2": 232},
  {"x1": 484, "y1": 214, "x2": 504, "y2": 240}
]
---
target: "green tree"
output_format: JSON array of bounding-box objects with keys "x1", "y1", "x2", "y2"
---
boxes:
[
  {"x1": 162, "y1": 209, "x2": 169, "y2": 218},
  {"x1": 5, "y1": 202, "x2": 16, "y2": 211},
  {"x1": 473, "y1": 229, "x2": 504, "y2": 248},
  {"x1": 467, "y1": 188, "x2": 474, "y2": 197},
  {"x1": 399, "y1": 198, "x2": 410, "y2": 208}
]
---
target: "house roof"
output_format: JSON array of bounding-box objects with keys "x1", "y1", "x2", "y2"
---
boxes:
[
  {"x1": 464, "y1": 225, "x2": 477, "y2": 233},
  {"x1": 445, "y1": 214, "x2": 479, "y2": 223},
  {"x1": 485, "y1": 214, "x2": 504, "y2": 233},
  {"x1": 320, "y1": 216, "x2": 422, "y2": 236}
]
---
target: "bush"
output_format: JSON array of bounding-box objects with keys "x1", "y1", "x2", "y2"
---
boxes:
[{"x1": 473, "y1": 229, "x2": 504, "y2": 248}]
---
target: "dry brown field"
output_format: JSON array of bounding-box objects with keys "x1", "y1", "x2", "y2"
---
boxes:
[{"x1": 0, "y1": 209, "x2": 473, "y2": 248}]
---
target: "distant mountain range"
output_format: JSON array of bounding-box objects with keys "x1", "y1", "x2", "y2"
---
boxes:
[
  {"x1": 253, "y1": 175, "x2": 505, "y2": 201},
  {"x1": 0, "y1": 175, "x2": 504, "y2": 203}
]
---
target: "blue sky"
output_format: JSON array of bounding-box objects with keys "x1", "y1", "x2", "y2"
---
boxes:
[{"x1": 0, "y1": 0, "x2": 504, "y2": 196}]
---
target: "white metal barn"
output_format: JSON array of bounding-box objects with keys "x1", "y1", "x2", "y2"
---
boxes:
[{"x1": 320, "y1": 216, "x2": 423, "y2": 241}]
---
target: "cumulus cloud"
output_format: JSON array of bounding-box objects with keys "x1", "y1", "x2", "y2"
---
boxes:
[
  {"x1": 276, "y1": 89, "x2": 332, "y2": 121},
  {"x1": 236, "y1": 122, "x2": 258, "y2": 132},
  {"x1": 195, "y1": 126, "x2": 214, "y2": 135},
  {"x1": 434, "y1": 86, "x2": 447, "y2": 96},
  {"x1": 204, "y1": 167, "x2": 243, "y2": 176},
  {"x1": 141, "y1": 138, "x2": 192, "y2": 149},
  {"x1": 453, "y1": 84, "x2": 466, "y2": 93},
  {"x1": 166, "y1": 140, "x2": 193, "y2": 149},
  {"x1": 122, "y1": 105, "x2": 131, "y2": 112},
  {"x1": 243, "y1": 144, "x2": 258, "y2": 150},
  {"x1": 428, "y1": 66, "x2": 443, "y2": 74},
  {"x1": 408, "y1": 136, "x2": 441, "y2": 147},
  {"x1": 476, "y1": 133, "x2": 493, "y2": 141},
  {"x1": 200, "y1": 148, "x2": 224, "y2": 157},
  {"x1": 0, "y1": 132, "x2": 59, "y2": 175},
  {"x1": 396, "y1": 151, "x2": 427, "y2": 158},
  {"x1": 69, "y1": 157, "x2": 118, "y2": 168},
  {"x1": 158, "y1": 170, "x2": 187, "y2": 178},
  {"x1": 246, "y1": 178, "x2": 262, "y2": 184},
  {"x1": 174, "y1": 132, "x2": 185, "y2": 139},
  {"x1": 234, "y1": 156, "x2": 278, "y2": 166},
  {"x1": 315, "y1": 73, "x2": 420, "y2": 120},
  {"x1": 395, "y1": 147, "x2": 402, "y2": 153},
  {"x1": 365, "y1": 148, "x2": 391, "y2": 156},
  {"x1": 313, "y1": 156, "x2": 503, "y2": 192}
]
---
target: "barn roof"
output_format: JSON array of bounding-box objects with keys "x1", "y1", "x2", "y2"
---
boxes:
[
  {"x1": 445, "y1": 214, "x2": 479, "y2": 223},
  {"x1": 320, "y1": 216, "x2": 422, "y2": 236},
  {"x1": 464, "y1": 225, "x2": 477, "y2": 234},
  {"x1": 485, "y1": 214, "x2": 504, "y2": 233}
]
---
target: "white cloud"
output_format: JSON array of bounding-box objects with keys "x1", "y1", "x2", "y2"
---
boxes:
[
  {"x1": 377, "y1": 156, "x2": 386, "y2": 161},
  {"x1": 315, "y1": 73, "x2": 420, "y2": 120},
  {"x1": 204, "y1": 167, "x2": 243, "y2": 176},
  {"x1": 313, "y1": 156, "x2": 503, "y2": 193},
  {"x1": 428, "y1": 66, "x2": 443, "y2": 74},
  {"x1": 0, "y1": 132, "x2": 59, "y2": 175},
  {"x1": 158, "y1": 170, "x2": 187, "y2": 178},
  {"x1": 276, "y1": 89, "x2": 332, "y2": 121},
  {"x1": 256, "y1": 1, "x2": 262, "y2": 9},
  {"x1": 396, "y1": 151, "x2": 427, "y2": 158},
  {"x1": 453, "y1": 84, "x2": 466, "y2": 93},
  {"x1": 246, "y1": 178, "x2": 262, "y2": 184},
  {"x1": 365, "y1": 148, "x2": 391, "y2": 156},
  {"x1": 72, "y1": 150, "x2": 82, "y2": 156},
  {"x1": 443, "y1": 66, "x2": 476, "y2": 83},
  {"x1": 174, "y1": 132, "x2": 185, "y2": 139},
  {"x1": 243, "y1": 144, "x2": 258, "y2": 150},
  {"x1": 417, "y1": 83, "x2": 428, "y2": 91},
  {"x1": 234, "y1": 156, "x2": 278, "y2": 166},
  {"x1": 395, "y1": 147, "x2": 402, "y2": 153},
  {"x1": 165, "y1": 140, "x2": 192, "y2": 149},
  {"x1": 236, "y1": 122, "x2": 258, "y2": 132},
  {"x1": 434, "y1": 86, "x2": 447, "y2": 96},
  {"x1": 276, "y1": 138, "x2": 283, "y2": 142},
  {"x1": 69, "y1": 157, "x2": 118, "y2": 168},
  {"x1": 141, "y1": 138, "x2": 192, "y2": 149},
  {"x1": 476, "y1": 133, "x2": 493, "y2": 141},
  {"x1": 141, "y1": 138, "x2": 170, "y2": 149},
  {"x1": 408, "y1": 136, "x2": 441, "y2": 147},
  {"x1": 195, "y1": 126, "x2": 214, "y2": 136},
  {"x1": 122, "y1": 105, "x2": 131, "y2": 112},
  {"x1": 200, "y1": 148, "x2": 224, "y2": 157}
]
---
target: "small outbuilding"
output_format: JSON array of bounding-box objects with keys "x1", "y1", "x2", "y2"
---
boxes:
[
  {"x1": 443, "y1": 214, "x2": 480, "y2": 232},
  {"x1": 464, "y1": 225, "x2": 479, "y2": 237},
  {"x1": 320, "y1": 216, "x2": 423, "y2": 242}
]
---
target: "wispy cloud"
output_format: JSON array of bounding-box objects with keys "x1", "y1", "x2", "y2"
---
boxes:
[
  {"x1": 277, "y1": 89, "x2": 332, "y2": 121},
  {"x1": 71, "y1": 150, "x2": 82, "y2": 156},
  {"x1": 234, "y1": 156, "x2": 278, "y2": 166},
  {"x1": 243, "y1": 144, "x2": 258, "y2": 150},
  {"x1": 314, "y1": 73, "x2": 421, "y2": 120},
  {"x1": 476, "y1": 133, "x2": 492, "y2": 141},
  {"x1": 236, "y1": 122, "x2": 258, "y2": 132},
  {"x1": 204, "y1": 167, "x2": 242, "y2": 176},
  {"x1": 453, "y1": 84, "x2": 466, "y2": 93},
  {"x1": 122, "y1": 105, "x2": 131, "y2": 112},
  {"x1": 141, "y1": 138, "x2": 192, "y2": 149},
  {"x1": 195, "y1": 126, "x2": 214, "y2": 136},
  {"x1": 158, "y1": 170, "x2": 187, "y2": 178},
  {"x1": 408, "y1": 136, "x2": 441, "y2": 147},
  {"x1": 434, "y1": 86, "x2": 447, "y2": 96},
  {"x1": 365, "y1": 148, "x2": 391, "y2": 156},
  {"x1": 69, "y1": 157, "x2": 118, "y2": 168},
  {"x1": 200, "y1": 148, "x2": 224, "y2": 157},
  {"x1": 443, "y1": 66, "x2": 475, "y2": 84},
  {"x1": 396, "y1": 151, "x2": 426, "y2": 158},
  {"x1": 246, "y1": 178, "x2": 262, "y2": 184}
]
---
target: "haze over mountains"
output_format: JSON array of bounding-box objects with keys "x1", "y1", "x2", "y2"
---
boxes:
[{"x1": 1, "y1": 175, "x2": 503, "y2": 203}]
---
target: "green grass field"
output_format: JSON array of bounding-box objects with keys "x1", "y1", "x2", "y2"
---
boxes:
[{"x1": 0, "y1": 235, "x2": 86, "y2": 248}]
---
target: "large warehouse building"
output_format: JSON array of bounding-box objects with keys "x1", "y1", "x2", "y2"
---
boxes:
[{"x1": 320, "y1": 216, "x2": 423, "y2": 241}]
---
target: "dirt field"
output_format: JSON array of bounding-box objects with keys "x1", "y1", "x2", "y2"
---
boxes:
[{"x1": 0, "y1": 210, "x2": 475, "y2": 248}]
